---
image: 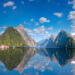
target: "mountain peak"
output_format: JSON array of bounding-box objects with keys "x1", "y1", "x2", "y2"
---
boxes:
[
  {"x1": 51, "y1": 34, "x2": 57, "y2": 40},
  {"x1": 59, "y1": 30, "x2": 67, "y2": 34},
  {"x1": 0, "y1": 27, "x2": 28, "y2": 47},
  {"x1": 16, "y1": 25, "x2": 38, "y2": 47},
  {"x1": 18, "y1": 24, "x2": 24, "y2": 30}
]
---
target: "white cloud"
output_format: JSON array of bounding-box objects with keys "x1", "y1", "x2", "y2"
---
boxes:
[
  {"x1": 68, "y1": 0, "x2": 75, "y2": 9},
  {"x1": 53, "y1": 13, "x2": 63, "y2": 18},
  {"x1": 30, "y1": 18, "x2": 39, "y2": 26},
  {"x1": 71, "y1": 61, "x2": 75, "y2": 64},
  {"x1": 33, "y1": 26, "x2": 45, "y2": 34},
  {"x1": 12, "y1": 6, "x2": 17, "y2": 10},
  {"x1": 39, "y1": 17, "x2": 50, "y2": 23},
  {"x1": 68, "y1": 11, "x2": 75, "y2": 19},
  {"x1": 3, "y1": 1, "x2": 14, "y2": 7},
  {"x1": 68, "y1": 11, "x2": 75, "y2": 35},
  {"x1": 48, "y1": 27, "x2": 53, "y2": 31},
  {"x1": 68, "y1": 0, "x2": 75, "y2": 36},
  {"x1": 25, "y1": 26, "x2": 53, "y2": 42}
]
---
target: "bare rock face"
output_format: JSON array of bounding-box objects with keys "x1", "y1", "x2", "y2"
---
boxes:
[
  {"x1": 16, "y1": 24, "x2": 38, "y2": 47},
  {"x1": 39, "y1": 34, "x2": 57, "y2": 48}
]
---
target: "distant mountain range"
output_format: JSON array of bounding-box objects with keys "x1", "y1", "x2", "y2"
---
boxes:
[
  {"x1": 39, "y1": 31, "x2": 75, "y2": 48},
  {"x1": 0, "y1": 25, "x2": 75, "y2": 48},
  {"x1": 0, "y1": 25, "x2": 38, "y2": 47}
]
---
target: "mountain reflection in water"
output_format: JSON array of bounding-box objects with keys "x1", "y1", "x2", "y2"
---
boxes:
[{"x1": 0, "y1": 48, "x2": 75, "y2": 75}]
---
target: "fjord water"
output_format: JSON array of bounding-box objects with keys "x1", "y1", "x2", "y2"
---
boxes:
[{"x1": 0, "y1": 48, "x2": 75, "y2": 75}]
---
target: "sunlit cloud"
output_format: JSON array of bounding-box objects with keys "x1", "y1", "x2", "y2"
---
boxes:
[
  {"x1": 3, "y1": 1, "x2": 14, "y2": 7},
  {"x1": 71, "y1": 61, "x2": 75, "y2": 64},
  {"x1": 68, "y1": 11, "x2": 75, "y2": 36},
  {"x1": 25, "y1": 25, "x2": 53, "y2": 41},
  {"x1": 68, "y1": 0, "x2": 75, "y2": 9},
  {"x1": 39, "y1": 17, "x2": 50, "y2": 23},
  {"x1": 53, "y1": 12, "x2": 63, "y2": 18}
]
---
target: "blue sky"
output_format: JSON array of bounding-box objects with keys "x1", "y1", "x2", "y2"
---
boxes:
[{"x1": 0, "y1": 0, "x2": 75, "y2": 42}]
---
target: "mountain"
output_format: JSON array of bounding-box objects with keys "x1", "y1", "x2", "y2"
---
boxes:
[
  {"x1": 0, "y1": 27, "x2": 28, "y2": 47},
  {"x1": 39, "y1": 30, "x2": 75, "y2": 48},
  {"x1": 16, "y1": 24, "x2": 38, "y2": 47},
  {"x1": 46, "y1": 36, "x2": 55, "y2": 48},
  {"x1": 54, "y1": 30, "x2": 75, "y2": 48},
  {"x1": 38, "y1": 38, "x2": 49, "y2": 47},
  {"x1": 39, "y1": 34, "x2": 57, "y2": 48}
]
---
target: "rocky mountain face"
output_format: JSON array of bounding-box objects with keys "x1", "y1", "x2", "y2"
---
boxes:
[
  {"x1": 0, "y1": 27, "x2": 28, "y2": 47},
  {"x1": 46, "y1": 36, "x2": 55, "y2": 48},
  {"x1": 16, "y1": 24, "x2": 38, "y2": 47},
  {"x1": 40, "y1": 31, "x2": 75, "y2": 48},
  {"x1": 38, "y1": 38, "x2": 49, "y2": 47},
  {"x1": 39, "y1": 34, "x2": 57, "y2": 48},
  {"x1": 54, "y1": 31, "x2": 75, "y2": 48}
]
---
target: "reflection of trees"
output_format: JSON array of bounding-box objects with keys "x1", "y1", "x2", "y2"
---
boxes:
[
  {"x1": 16, "y1": 48, "x2": 39, "y2": 73},
  {"x1": 39, "y1": 48, "x2": 75, "y2": 66},
  {"x1": 0, "y1": 48, "x2": 28, "y2": 70},
  {"x1": 0, "y1": 48, "x2": 39, "y2": 71}
]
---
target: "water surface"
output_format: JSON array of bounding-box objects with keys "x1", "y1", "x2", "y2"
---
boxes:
[{"x1": 0, "y1": 48, "x2": 75, "y2": 75}]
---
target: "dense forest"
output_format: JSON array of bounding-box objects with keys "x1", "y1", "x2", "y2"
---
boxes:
[{"x1": 0, "y1": 27, "x2": 28, "y2": 47}]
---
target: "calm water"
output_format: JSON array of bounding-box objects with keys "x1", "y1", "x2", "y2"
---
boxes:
[{"x1": 0, "y1": 48, "x2": 75, "y2": 75}]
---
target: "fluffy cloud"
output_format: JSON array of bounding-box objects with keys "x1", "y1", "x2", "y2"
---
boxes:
[
  {"x1": 25, "y1": 26, "x2": 53, "y2": 41},
  {"x1": 53, "y1": 13, "x2": 63, "y2": 18},
  {"x1": 33, "y1": 26, "x2": 45, "y2": 34},
  {"x1": 68, "y1": 11, "x2": 75, "y2": 19},
  {"x1": 30, "y1": 18, "x2": 39, "y2": 26},
  {"x1": 3, "y1": 1, "x2": 14, "y2": 7},
  {"x1": 39, "y1": 17, "x2": 50, "y2": 23},
  {"x1": 68, "y1": 0, "x2": 75, "y2": 37},
  {"x1": 48, "y1": 27, "x2": 53, "y2": 31},
  {"x1": 68, "y1": 11, "x2": 75, "y2": 35},
  {"x1": 68, "y1": 0, "x2": 75, "y2": 9},
  {"x1": 12, "y1": 6, "x2": 17, "y2": 10}
]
